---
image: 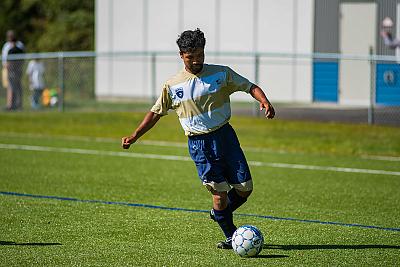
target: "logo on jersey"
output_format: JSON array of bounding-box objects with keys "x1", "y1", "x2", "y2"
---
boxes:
[
  {"x1": 209, "y1": 78, "x2": 222, "y2": 92},
  {"x1": 175, "y1": 87, "x2": 184, "y2": 98}
]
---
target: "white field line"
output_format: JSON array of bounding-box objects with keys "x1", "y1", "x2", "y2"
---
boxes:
[
  {"x1": 0, "y1": 143, "x2": 191, "y2": 162},
  {"x1": 361, "y1": 155, "x2": 400, "y2": 162},
  {"x1": 4, "y1": 132, "x2": 400, "y2": 159},
  {"x1": 0, "y1": 132, "x2": 291, "y2": 153},
  {"x1": 1, "y1": 143, "x2": 399, "y2": 177}
]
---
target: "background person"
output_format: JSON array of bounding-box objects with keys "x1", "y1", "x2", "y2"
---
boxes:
[
  {"x1": 380, "y1": 17, "x2": 400, "y2": 49},
  {"x1": 26, "y1": 59, "x2": 45, "y2": 109},
  {"x1": 6, "y1": 37, "x2": 24, "y2": 110},
  {"x1": 2, "y1": 30, "x2": 24, "y2": 110}
]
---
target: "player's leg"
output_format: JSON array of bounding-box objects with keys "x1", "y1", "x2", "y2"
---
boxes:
[
  {"x1": 210, "y1": 187, "x2": 251, "y2": 222},
  {"x1": 228, "y1": 188, "x2": 252, "y2": 212},
  {"x1": 6, "y1": 87, "x2": 13, "y2": 109},
  {"x1": 208, "y1": 188, "x2": 236, "y2": 249},
  {"x1": 14, "y1": 78, "x2": 22, "y2": 109},
  {"x1": 223, "y1": 124, "x2": 254, "y2": 212},
  {"x1": 188, "y1": 131, "x2": 235, "y2": 249}
]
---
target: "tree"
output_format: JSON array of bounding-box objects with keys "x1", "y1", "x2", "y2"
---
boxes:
[{"x1": 0, "y1": 0, "x2": 94, "y2": 52}]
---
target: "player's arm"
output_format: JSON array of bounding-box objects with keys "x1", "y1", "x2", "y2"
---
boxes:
[
  {"x1": 122, "y1": 111, "x2": 162, "y2": 149},
  {"x1": 249, "y1": 84, "x2": 275, "y2": 119}
]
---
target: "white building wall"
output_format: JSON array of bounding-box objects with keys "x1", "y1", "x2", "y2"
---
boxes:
[{"x1": 95, "y1": 0, "x2": 314, "y2": 103}]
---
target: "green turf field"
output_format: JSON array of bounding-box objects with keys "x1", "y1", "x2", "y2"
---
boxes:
[{"x1": 0, "y1": 111, "x2": 399, "y2": 266}]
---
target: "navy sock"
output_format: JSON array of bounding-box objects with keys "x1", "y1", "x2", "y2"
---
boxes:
[
  {"x1": 212, "y1": 208, "x2": 237, "y2": 240},
  {"x1": 227, "y1": 189, "x2": 247, "y2": 212}
]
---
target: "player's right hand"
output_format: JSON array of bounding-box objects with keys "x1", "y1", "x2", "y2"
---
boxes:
[{"x1": 121, "y1": 136, "x2": 133, "y2": 149}]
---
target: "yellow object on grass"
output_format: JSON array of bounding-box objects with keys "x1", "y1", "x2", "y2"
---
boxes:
[{"x1": 42, "y1": 88, "x2": 59, "y2": 107}]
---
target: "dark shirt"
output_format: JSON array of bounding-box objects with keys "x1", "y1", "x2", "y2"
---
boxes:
[{"x1": 7, "y1": 45, "x2": 24, "y2": 76}]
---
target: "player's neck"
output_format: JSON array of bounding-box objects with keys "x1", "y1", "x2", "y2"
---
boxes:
[{"x1": 185, "y1": 64, "x2": 205, "y2": 75}]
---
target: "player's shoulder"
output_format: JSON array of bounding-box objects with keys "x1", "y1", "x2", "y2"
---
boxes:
[
  {"x1": 203, "y1": 64, "x2": 232, "y2": 73},
  {"x1": 164, "y1": 69, "x2": 190, "y2": 88},
  {"x1": 198, "y1": 64, "x2": 233, "y2": 80}
]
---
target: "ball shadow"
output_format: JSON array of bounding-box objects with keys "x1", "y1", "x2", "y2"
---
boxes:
[
  {"x1": 0, "y1": 241, "x2": 62, "y2": 246},
  {"x1": 256, "y1": 254, "x2": 289, "y2": 259}
]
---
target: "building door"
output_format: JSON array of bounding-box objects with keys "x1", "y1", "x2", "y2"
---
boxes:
[
  {"x1": 313, "y1": 61, "x2": 338, "y2": 103},
  {"x1": 339, "y1": 2, "x2": 376, "y2": 105}
]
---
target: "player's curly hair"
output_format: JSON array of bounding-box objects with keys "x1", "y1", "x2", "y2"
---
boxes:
[{"x1": 176, "y1": 28, "x2": 206, "y2": 53}]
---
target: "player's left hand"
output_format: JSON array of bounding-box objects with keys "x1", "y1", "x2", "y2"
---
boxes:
[{"x1": 260, "y1": 102, "x2": 275, "y2": 119}]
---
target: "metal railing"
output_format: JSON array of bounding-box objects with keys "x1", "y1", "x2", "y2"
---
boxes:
[{"x1": 1, "y1": 51, "x2": 399, "y2": 126}]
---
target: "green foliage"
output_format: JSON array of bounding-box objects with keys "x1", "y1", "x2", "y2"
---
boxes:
[{"x1": 0, "y1": 0, "x2": 94, "y2": 52}]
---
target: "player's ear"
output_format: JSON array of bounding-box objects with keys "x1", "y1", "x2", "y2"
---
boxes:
[{"x1": 179, "y1": 51, "x2": 184, "y2": 59}]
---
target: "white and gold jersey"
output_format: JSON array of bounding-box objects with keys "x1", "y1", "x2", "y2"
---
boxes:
[{"x1": 151, "y1": 64, "x2": 253, "y2": 136}]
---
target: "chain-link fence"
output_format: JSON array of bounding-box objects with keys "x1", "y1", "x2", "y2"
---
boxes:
[
  {"x1": 1, "y1": 52, "x2": 95, "y2": 112},
  {"x1": 1, "y1": 51, "x2": 399, "y2": 126}
]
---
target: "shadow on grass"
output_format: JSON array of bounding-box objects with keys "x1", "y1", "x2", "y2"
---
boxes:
[
  {"x1": 0, "y1": 241, "x2": 62, "y2": 246},
  {"x1": 256, "y1": 254, "x2": 289, "y2": 259},
  {"x1": 264, "y1": 244, "x2": 400, "y2": 250}
]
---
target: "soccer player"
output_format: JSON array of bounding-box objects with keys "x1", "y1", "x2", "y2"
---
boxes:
[{"x1": 122, "y1": 28, "x2": 275, "y2": 249}]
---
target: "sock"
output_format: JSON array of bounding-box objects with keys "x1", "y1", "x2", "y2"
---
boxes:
[
  {"x1": 227, "y1": 189, "x2": 248, "y2": 212},
  {"x1": 213, "y1": 208, "x2": 237, "y2": 240}
]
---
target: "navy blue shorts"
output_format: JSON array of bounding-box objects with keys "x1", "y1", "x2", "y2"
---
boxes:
[{"x1": 188, "y1": 123, "x2": 253, "y2": 192}]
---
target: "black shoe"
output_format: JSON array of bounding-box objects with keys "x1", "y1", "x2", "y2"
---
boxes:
[
  {"x1": 217, "y1": 239, "x2": 232, "y2": 249},
  {"x1": 209, "y1": 209, "x2": 216, "y2": 221}
]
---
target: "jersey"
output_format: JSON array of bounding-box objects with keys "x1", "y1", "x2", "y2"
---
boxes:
[
  {"x1": 26, "y1": 60, "x2": 45, "y2": 90},
  {"x1": 7, "y1": 45, "x2": 24, "y2": 77},
  {"x1": 151, "y1": 64, "x2": 253, "y2": 136}
]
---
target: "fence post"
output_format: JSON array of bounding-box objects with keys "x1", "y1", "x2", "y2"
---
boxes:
[
  {"x1": 151, "y1": 53, "x2": 157, "y2": 102},
  {"x1": 58, "y1": 52, "x2": 64, "y2": 112},
  {"x1": 368, "y1": 47, "x2": 375, "y2": 125},
  {"x1": 253, "y1": 53, "x2": 260, "y2": 117}
]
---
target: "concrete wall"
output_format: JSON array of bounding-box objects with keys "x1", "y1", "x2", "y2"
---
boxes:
[{"x1": 95, "y1": 0, "x2": 314, "y2": 102}]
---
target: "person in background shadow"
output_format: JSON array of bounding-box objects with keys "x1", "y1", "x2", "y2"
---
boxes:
[
  {"x1": 26, "y1": 59, "x2": 45, "y2": 109},
  {"x1": 2, "y1": 30, "x2": 24, "y2": 110},
  {"x1": 380, "y1": 17, "x2": 400, "y2": 49}
]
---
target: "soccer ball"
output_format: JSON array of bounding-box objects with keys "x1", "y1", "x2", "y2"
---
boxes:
[{"x1": 232, "y1": 225, "x2": 264, "y2": 257}]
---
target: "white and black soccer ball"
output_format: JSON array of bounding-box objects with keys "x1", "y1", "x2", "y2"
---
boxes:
[{"x1": 232, "y1": 225, "x2": 264, "y2": 257}]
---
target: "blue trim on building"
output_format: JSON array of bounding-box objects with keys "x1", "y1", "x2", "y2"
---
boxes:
[
  {"x1": 313, "y1": 62, "x2": 339, "y2": 102},
  {"x1": 376, "y1": 63, "x2": 400, "y2": 106}
]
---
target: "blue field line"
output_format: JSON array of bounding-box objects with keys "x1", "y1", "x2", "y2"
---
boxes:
[{"x1": 1, "y1": 191, "x2": 399, "y2": 233}]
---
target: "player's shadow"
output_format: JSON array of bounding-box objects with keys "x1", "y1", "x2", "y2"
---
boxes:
[
  {"x1": 0, "y1": 241, "x2": 62, "y2": 246},
  {"x1": 264, "y1": 244, "x2": 400, "y2": 250},
  {"x1": 255, "y1": 254, "x2": 289, "y2": 259}
]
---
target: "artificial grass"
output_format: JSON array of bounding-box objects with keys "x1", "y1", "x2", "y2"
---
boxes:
[
  {"x1": 0, "y1": 111, "x2": 399, "y2": 157},
  {"x1": 0, "y1": 111, "x2": 399, "y2": 266}
]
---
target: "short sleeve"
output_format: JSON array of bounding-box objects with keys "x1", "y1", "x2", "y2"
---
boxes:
[
  {"x1": 150, "y1": 84, "x2": 172, "y2": 116},
  {"x1": 226, "y1": 67, "x2": 254, "y2": 94},
  {"x1": 26, "y1": 61, "x2": 33, "y2": 74}
]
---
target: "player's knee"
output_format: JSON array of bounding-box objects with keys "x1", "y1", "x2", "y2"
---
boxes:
[
  {"x1": 236, "y1": 189, "x2": 252, "y2": 199},
  {"x1": 212, "y1": 191, "x2": 228, "y2": 210}
]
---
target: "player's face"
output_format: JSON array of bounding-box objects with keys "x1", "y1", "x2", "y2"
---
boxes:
[{"x1": 180, "y1": 48, "x2": 204, "y2": 74}]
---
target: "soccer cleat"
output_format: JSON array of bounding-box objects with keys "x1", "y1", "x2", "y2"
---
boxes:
[
  {"x1": 216, "y1": 238, "x2": 233, "y2": 249},
  {"x1": 209, "y1": 209, "x2": 216, "y2": 221}
]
